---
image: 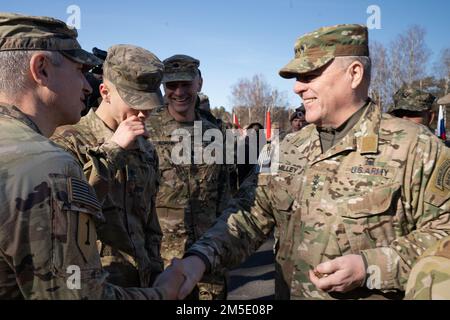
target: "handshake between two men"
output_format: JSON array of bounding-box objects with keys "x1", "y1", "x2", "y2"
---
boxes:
[
  {"x1": 152, "y1": 253, "x2": 369, "y2": 299},
  {"x1": 153, "y1": 256, "x2": 206, "y2": 300}
]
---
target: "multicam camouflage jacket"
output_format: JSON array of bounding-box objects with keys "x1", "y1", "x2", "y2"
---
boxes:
[
  {"x1": 0, "y1": 105, "x2": 164, "y2": 299},
  {"x1": 145, "y1": 106, "x2": 230, "y2": 267},
  {"x1": 405, "y1": 235, "x2": 450, "y2": 300},
  {"x1": 187, "y1": 101, "x2": 450, "y2": 300},
  {"x1": 51, "y1": 109, "x2": 163, "y2": 288}
]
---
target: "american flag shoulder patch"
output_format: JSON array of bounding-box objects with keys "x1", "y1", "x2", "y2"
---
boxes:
[{"x1": 68, "y1": 177, "x2": 101, "y2": 212}]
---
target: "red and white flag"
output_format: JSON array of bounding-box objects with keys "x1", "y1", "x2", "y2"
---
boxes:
[{"x1": 232, "y1": 111, "x2": 241, "y2": 129}]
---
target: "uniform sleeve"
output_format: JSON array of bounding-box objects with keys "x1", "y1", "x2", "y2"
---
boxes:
[
  {"x1": 404, "y1": 236, "x2": 450, "y2": 300},
  {"x1": 186, "y1": 172, "x2": 275, "y2": 274},
  {"x1": 144, "y1": 152, "x2": 164, "y2": 281},
  {"x1": 51, "y1": 130, "x2": 128, "y2": 204},
  {"x1": 83, "y1": 140, "x2": 129, "y2": 203},
  {"x1": 5, "y1": 154, "x2": 166, "y2": 300},
  {"x1": 361, "y1": 136, "x2": 450, "y2": 291},
  {"x1": 215, "y1": 163, "x2": 232, "y2": 216},
  {"x1": 0, "y1": 253, "x2": 22, "y2": 299},
  {"x1": 215, "y1": 127, "x2": 233, "y2": 216}
]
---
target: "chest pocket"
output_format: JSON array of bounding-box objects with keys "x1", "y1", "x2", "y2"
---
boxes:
[
  {"x1": 338, "y1": 182, "x2": 401, "y2": 252},
  {"x1": 270, "y1": 177, "x2": 296, "y2": 256}
]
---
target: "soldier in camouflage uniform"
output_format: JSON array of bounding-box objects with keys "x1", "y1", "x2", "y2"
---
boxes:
[
  {"x1": 159, "y1": 24, "x2": 450, "y2": 300},
  {"x1": 289, "y1": 104, "x2": 306, "y2": 133},
  {"x1": 51, "y1": 45, "x2": 165, "y2": 288},
  {"x1": 197, "y1": 92, "x2": 211, "y2": 113},
  {"x1": 145, "y1": 55, "x2": 230, "y2": 299},
  {"x1": 194, "y1": 91, "x2": 222, "y2": 129},
  {"x1": 405, "y1": 235, "x2": 450, "y2": 299},
  {"x1": 387, "y1": 86, "x2": 436, "y2": 128},
  {"x1": 0, "y1": 12, "x2": 183, "y2": 299}
]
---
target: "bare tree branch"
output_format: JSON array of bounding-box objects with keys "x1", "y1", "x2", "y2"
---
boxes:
[{"x1": 229, "y1": 74, "x2": 289, "y2": 128}]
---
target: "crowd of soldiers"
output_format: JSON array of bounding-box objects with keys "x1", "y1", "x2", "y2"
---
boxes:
[{"x1": 0, "y1": 12, "x2": 449, "y2": 300}]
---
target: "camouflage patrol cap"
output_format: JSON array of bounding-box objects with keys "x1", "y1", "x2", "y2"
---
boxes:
[
  {"x1": 387, "y1": 86, "x2": 436, "y2": 113},
  {"x1": 197, "y1": 92, "x2": 211, "y2": 112},
  {"x1": 103, "y1": 44, "x2": 164, "y2": 110},
  {"x1": 279, "y1": 24, "x2": 369, "y2": 78},
  {"x1": 163, "y1": 54, "x2": 200, "y2": 83},
  {"x1": 0, "y1": 12, "x2": 101, "y2": 67},
  {"x1": 290, "y1": 104, "x2": 305, "y2": 121}
]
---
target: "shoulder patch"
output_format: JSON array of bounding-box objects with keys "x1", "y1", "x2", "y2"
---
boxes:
[
  {"x1": 68, "y1": 177, "x2": 101, "y2": 212},
  {"x1": 426, "y1": 148, "x2": 450, "y2": 207},
  {"x1": 436, "y1": 158, "x2": 450, "y2": 191},
  {"x1": 77, "y1": 212, "x2": 97, "y2": 262}
]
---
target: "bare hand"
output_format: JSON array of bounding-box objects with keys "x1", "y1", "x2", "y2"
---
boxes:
[
  {"x1": 153, "y1": 259, "x2": 186, "y2": 300},
  {"x1": 176, "y1": 256, "x2": 206, "y2": 299},
  {"x1": 110, "y1": 115, "x2": 149, "y2": 150},
  {"x1": 309, "y1": 254, "x2": 366, "y2": 293},
  {"x1": 154, "y1": 256, "x2": 206, "y2": 300}
]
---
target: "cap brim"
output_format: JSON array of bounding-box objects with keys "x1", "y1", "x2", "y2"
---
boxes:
[
  {"x1": 396, "y1": 104, "x2": 429, "y2": 112},
  {"x1": 116, "y1": 86, "x2": 164, "y2": 110},
  {"x1": 279, "y1": 56, "x2": 334, "y2": 79},
  {"x1": 163, "y1": 72, "x2": 195, "y2": 83},
  {"x1": 60, "y1": 49, "x2": 103, "y2": 68},
  {"x1": 386, "y1": 105, "x2": 397, "y2": 114}
]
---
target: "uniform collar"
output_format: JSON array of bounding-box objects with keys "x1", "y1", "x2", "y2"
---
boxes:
[
  {"x1": 317, "y1": 101, "x2": 368, "y2": 153},
  {"x1": 81, "y1": 108, "x2": 115, "y2": 141},
  {"x1": 309, "y1": 99, "x2": 381, "y2": 164},
  {"x1": 161, "y1": 105, "x2": 202, "y2": 125},
  {"x1": 0, "y1": 104, "x2": 42, "y2": 135}
]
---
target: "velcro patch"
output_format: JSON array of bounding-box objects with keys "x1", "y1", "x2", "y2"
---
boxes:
[
  {"x1": 349, "y1": 165, "x2": 390, "y2": 177},
  {"x1": 360, "y1": 136, "x2": 378, "y2": 154},
  {"x1": 436, "y1": 159, "x2": 450, "y2": 191},
  {"x1": 68, "y1": 177, "x2": 101, "y2": 211},
  {"x1": 426, "y1": 149, "x2": 450, "y2": 207},
  {"x1": 278, "y1": 164, "x2": 300, "y2": 174},
  {"x1": 77, "y1": 212, "x2": 97, "y2": 262}
]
